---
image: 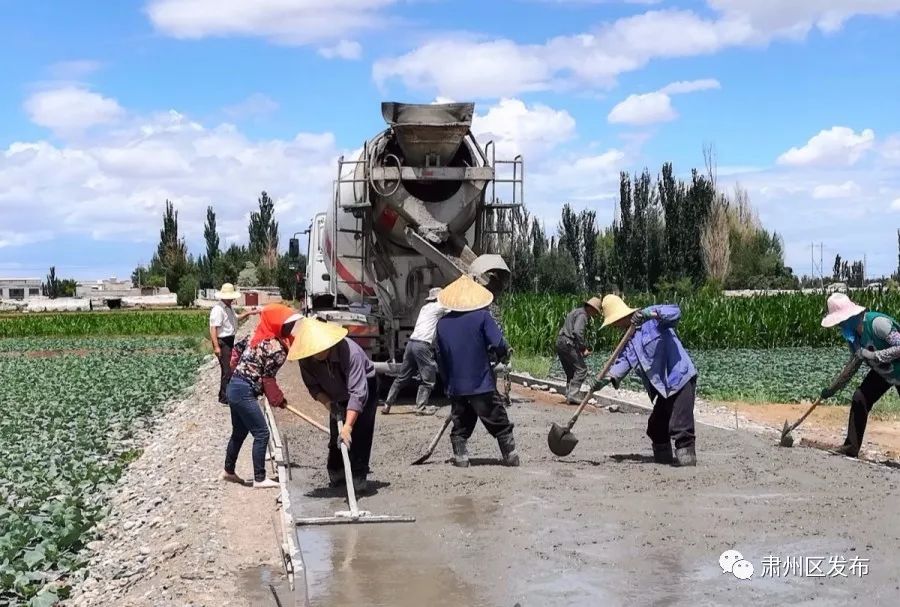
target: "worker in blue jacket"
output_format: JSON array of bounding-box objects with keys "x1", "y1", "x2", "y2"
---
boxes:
[
  {"x1": 598, "y1": 295, "x2": 698, "y2": 466},
  {"x1": 435, "y1": 275, "x2": 519, "y2": 468}
]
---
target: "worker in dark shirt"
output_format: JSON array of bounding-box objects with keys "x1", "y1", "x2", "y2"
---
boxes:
[
  {"x1": 436, "y1": 275, "x2": 519, "y2": 468},
  {"x1": 556, "y1": 297, "x2": 602, "y2": 404},
  {"x1": 288, "y1": 317, "x2": 378, "y2": 493}
]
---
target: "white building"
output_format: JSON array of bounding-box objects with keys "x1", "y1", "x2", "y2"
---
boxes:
[
  {"x1": 0, "y1": 278, "x2": 42, "y2": 300},
  {"x1": 75, "y1": 276, "x2": 138, "y2": 298}
]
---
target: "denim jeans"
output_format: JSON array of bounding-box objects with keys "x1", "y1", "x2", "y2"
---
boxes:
[{"x1": 225, "y1": 376, "x2": 270, "y2": 482}]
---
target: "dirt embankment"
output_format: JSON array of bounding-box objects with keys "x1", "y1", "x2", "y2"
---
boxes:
[{"x1": 63, "y1": 358, "x2": 286, "y2": 607}]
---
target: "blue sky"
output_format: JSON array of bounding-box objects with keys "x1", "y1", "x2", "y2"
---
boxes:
[{"x1": 1, "y1": 0, "x2": 899, "y2": 280}]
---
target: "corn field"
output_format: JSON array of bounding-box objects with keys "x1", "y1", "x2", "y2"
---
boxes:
[
  {"x1": 0, "y1": 311, "x2": 208, "y2": 338},
  {"x1": 500, "y1": 291, "x2": 900, "y2": 355}
]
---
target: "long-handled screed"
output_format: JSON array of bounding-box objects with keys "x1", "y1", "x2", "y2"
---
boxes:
[
  {"x1": 411, "y1": 414, "x2": 452, "y2": 465},
  {"x1": 285, "y1": 404, "x2": 329, "y2": 434},
  {"x1": 295, "y1": 420, "x2": 416, "y2": 526},
  {"x1": 548, "y1": 326, "x2": 635, "y2": 457},
  {"x1": 779, "y1": 354, "x2": 863, "y2": 448}
]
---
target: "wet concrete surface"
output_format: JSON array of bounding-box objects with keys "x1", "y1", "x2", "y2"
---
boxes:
[{"x1": 277, "y1": 375, "x2": 900, "y2": 607}]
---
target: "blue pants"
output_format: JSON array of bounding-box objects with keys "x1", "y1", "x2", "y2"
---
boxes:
[{"x1": 225, "y1": 376, "x2": 270, "y2": 482}]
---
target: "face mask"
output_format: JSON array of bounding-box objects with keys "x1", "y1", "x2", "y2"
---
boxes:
[{"x1": 840, "y1": 317, "x2": 859, "y2": 344}]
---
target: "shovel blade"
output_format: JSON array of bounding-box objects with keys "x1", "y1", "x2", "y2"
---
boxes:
[
  {"x1": 548, "y1": 422, "x2": 578, "y2": 456},
  {"x1": 779, "y1": 420, "x2": 794, "y2": 447}
]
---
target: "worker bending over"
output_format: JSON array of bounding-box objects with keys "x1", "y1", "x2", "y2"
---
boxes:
[
  {"x1": 383, "y1": 287, "x2": 447, "y2": 416},
  {"x1": 820, "y1": 293, "x2": 900, "y2": 457},
  {"x1": 436, "y1": 275, "x2": 519, "y2": 468},
  {"x1": 289, "y1": 317, "x2": 379, "y2": 493},
  {"x1": 556, "y1": 297, "x2": 602, "y2": 405},
  {"x1": 597, "y1": 295, "x2": 698, "y2": 467}
]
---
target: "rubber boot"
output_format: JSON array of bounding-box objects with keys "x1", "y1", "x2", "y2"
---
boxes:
[
  {"x1": 652, "y1": 442, "x2": 674, "y2": 464},
  {"x1": 674, "y1": 446, "x2": 697, "y2": 467},
  {"x1": 327, "y1": 468, "x2": 345, "y2": 488},
  {"x1": 498, "y1": 434, "x2": 521, "y2": 467},
  {"x1": 839, "y1": 399, "x2": 866, "y2": 457},
  {"x1": 451, "y1": 437, "x2": 470, "y2": 468},
  {"x1": 352, "y1": 476, "x2": 369, "y2": 494}
]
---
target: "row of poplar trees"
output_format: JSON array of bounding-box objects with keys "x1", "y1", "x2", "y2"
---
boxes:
[{"x1": 488, "y1": 161, "x2": 796, "y2": 296}]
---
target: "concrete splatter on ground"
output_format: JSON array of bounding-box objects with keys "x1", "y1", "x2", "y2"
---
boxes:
[{"x1": 278, "y1": 373, "x2": 900, "y2": 607}]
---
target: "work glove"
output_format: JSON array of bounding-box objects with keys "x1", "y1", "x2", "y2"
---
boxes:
[
  {"x1": 339, "y1": 423, "x2": 353, "y2": 448},
  {"x1": 631, "y1": 308, "x2": 655, "y2": 327},
  {"x1": 856, "y1": 346, "x2": 877, "y2": 362},
  {"x1": 819, "y1": 386, "x2": 837, "y2": 401}
]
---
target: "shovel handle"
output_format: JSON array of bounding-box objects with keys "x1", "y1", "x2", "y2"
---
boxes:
[
  {"x1": 285, "y1": 405, "x2": 330, "y2": 434},
  {"x1": 784, "y1": 397, "x2": 822, "y2": 435},
  {"x1": 568, "y1": 325, "x2": 636, "y2": 428}
]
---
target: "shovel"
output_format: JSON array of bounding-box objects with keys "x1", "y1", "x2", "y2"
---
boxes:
[
  {"x1": 548, "y1": 326, "x2": 635, "y2": 457},
  {"x1": 778, "y1": 354, "x2": 863, "y2": 448},
  {"x1": 411, "y1": 414, "x2": 452, "y2": 465}
]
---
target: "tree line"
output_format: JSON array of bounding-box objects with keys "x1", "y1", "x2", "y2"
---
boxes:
[
  {"x1": 488, "y1": 160, "x2": 797, "y2": 296},
  {"x1": 131, "y1": 191, "x2": 305, "y2": 305}
]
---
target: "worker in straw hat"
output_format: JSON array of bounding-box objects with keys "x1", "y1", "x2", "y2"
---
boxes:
[
  {"x1": 222, "y1": 303, "x2": 300, "y2": 488},
  {"x1": 383, "y1": 287, "x2": 447, "y2": 416},
  {"x1": 556, "y1": 296, "x2": 603, "y2": 405},
  {"x1": 596, "y1": 295, "x2": 698, "y2": 466},
  {"x1": 820, "y1": 292, "x2": 900, "y2": 457},
  {"x1": 288, "y1": 317, "x2": 379, "y2": 493},
  {"x1": 435, "y1": 275, "x2": 519, "y2": 467},
  {"x1": 209, "y1": 283, "x2": 259, "y2": 404}
]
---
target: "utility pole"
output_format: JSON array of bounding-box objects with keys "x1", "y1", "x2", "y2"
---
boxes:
[{"x1": 819, "y1": 243, "x2": 824, "y2": 288}]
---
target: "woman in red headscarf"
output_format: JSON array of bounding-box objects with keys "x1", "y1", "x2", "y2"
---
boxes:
[{"x1": 222, "y1": 303, "x2": 300, "y2": 488}]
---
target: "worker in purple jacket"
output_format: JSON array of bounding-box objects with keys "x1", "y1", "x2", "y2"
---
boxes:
[
  {"x1": 597, "y1": 295, "x2": 698, "y2": 467},
  {"x1": 435, "y1": 275, "x2": 519, "y2": 468},
  {"x1": 289, "y1": 317, "x2": 379, "y2": 494}
]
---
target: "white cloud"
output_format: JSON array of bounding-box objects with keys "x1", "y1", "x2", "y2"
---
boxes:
[
  {"x1": 24, "y1": 87, "x2": 124, "y2": 137},
  {"x1": 318, "y1": 40, "x2": 363, "y2": 60},
  {"x1": 708, "y1": 0, "x2": 900, "y2": 36},
  {"x1": 375, "y1": 2, "x2": 900, "y2": 98},
  {"x1": 659, "y1": 78, "x2": 721, "y2": 94},
  {"x1": 608, "y1": 92, "x2": 676, "y2": 126},
  {"x1": 146, "y1": 0, "x2": 396, "y2": 46},
  {"x1": 374, "y1": 38, "x2": 555, "y2": 99},
  {"x1": 471, "y1": 98, "x2": 576, "y2": 160},
  {"x1": 608, "y1": 78, "x2": 719, "y2": 125},
  {"x1": 0, "y1": 231, "x2": 53, "y2": 249},
  {"x1": 222, "y1": 93, "x2": 280, "y2": 119},
  {"x1": 812, "y1": 180, "x2": 861, "y2": 200},
  {"x1": 891, "y1": 198, "x2": 900, "y2": 212},
  {"x1": 881, "y1": 135, "x2": 900, "y2": 165},
  {"x1": 0, "y1": 105, "x2": 340, "y2": 252},
  {"x1": 777, "y1": 127, "x2": 875, "y2": 167}
]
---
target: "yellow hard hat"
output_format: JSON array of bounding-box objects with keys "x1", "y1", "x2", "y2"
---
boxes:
[
  {"x1": 600, "y1": 294, "x2": 637, "y2": 329},
  {"x1": 438, "y1": 274, "x2": 494, "y2": 312},
  {"x1": 287, "y1": 317, "x2": 349, "y2": 361}
]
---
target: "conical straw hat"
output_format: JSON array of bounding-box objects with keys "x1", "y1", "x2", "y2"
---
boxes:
[
  {"x1": 600, "y1": 294, "x2": 637, "y2": 329},
  {"x1": 287, "y1": 317, "x2": 349, "y2": 361},
  {"x1": 438, "y1": 275, "x2": 494, "y2": 312},
  {"x1": 585, "y1": 296, "x2": 602, "y2": 314}
]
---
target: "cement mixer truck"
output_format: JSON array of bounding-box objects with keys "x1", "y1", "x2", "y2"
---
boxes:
[{"x1": 292, "y1": 102, "x2": 523, "y2": 369}]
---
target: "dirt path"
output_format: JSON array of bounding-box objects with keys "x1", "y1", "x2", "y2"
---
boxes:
[
  {"x1": 64, "y1": 358, "x2": 287, "y2": 607},
  {"x1": 276, "y1": 372, "x2": 900, "y2": 607}
]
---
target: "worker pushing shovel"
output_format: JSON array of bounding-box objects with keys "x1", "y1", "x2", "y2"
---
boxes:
[
  {"x1": 817, "y1": 293, "x2": 900, "y2": 457},
  {"x1": 594, "y1": 295, "x2": 699, "y2": 466},
  {"x1": 435, "y1": 275, "x2": 519, "y2": 468}
]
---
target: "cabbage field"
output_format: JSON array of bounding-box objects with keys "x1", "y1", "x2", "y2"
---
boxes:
[{"x1": 0, "y1": 320, "x2": 205, "y2": 605}]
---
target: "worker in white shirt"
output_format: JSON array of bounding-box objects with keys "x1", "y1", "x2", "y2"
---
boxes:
[
  {"x1": 209, "y1": 283, "x2": 259, "y2": 404},
  {"x1": 383, "y1": 287, "x2": 447, "y2": 416}
]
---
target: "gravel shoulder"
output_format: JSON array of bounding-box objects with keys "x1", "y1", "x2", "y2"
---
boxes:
[{"x1": 63, "y1": 358, "x2": 286, "y2": 607}]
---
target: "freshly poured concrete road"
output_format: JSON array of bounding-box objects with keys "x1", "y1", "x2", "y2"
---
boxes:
[{"x1": 278, "y1": 380, "x2": 900, "y2": 607}]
